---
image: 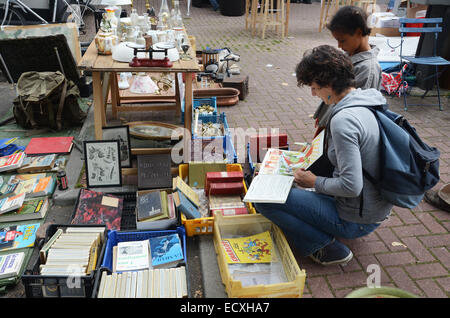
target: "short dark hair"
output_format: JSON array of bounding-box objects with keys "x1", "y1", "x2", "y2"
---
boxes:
[
  {"x1": 327, "y1": 6, "x2": 371, "y2": 36},
  {"x1": 295, "y1": 45, "x2": 355, "y2": 94}
]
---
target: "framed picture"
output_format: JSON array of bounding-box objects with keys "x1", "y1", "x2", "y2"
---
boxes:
[
  {"x1": 102, "y1": 125, "x2": 132, "y2": 168},
  {"x1": 84, "y1": 140, "x2": 122, "y2": 188}
]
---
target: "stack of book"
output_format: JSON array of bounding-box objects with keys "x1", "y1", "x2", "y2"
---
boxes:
[
  {"x1": 205, "y1": 170, "x2": 248, "y2": 216},
  {"x1": 135, "y1": 190, "x2": 177, "y2": 230},
  {"x1": 38, "y1": 227, "x2": 105, "y2": 276},
  {"x1": 97, "y1": 266, "x2": 188, "y2": 298},
  {"x1": 111, "y1": 233, "x2": 184, "y2": 272},
  {"x1": 172, "y1": 176, "x2": 202, "y2": 220}
]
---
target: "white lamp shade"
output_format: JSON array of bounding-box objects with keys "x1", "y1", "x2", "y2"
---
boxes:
[{"x1": 101, "y1": 0, "x2": 132, "y2": 5}]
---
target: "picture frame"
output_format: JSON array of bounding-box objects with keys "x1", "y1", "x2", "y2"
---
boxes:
[
  {"x1": 102, "y1": 125, "x2": 132, "y2": 168},
  {"x1": 84, "y1": 140, "x2": 122, "y2": 188}
]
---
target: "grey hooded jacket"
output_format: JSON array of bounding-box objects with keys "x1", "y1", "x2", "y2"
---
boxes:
[{"x1": 314, "y1": 88, "x2": 393, "y2": 224}]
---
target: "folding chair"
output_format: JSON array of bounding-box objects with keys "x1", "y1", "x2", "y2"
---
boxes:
[{"x1": 399, "y1": 17, "x2": 450, "y2": 111}]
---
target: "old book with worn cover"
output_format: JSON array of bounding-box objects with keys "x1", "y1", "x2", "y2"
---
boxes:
[
  {"x1": 25, "y1": 137, "x2": 73, "y2": 156},
  {"x1": 71, "y1": 189, "x2": 123, "y2": 230},
  {"x1": 173, "y1": 191, "x2": 201, "y2": 219},
  {"x1": 172, "y1": 176, "x2": 199, "y2": 207},
  {"x1": 137, "y1": 191, "x2": 163, "y2": 222},
  {"x1": 208, "y1": 182, "x2": 244, "y2": 196},
  {"x1": 137, "y1": 154, "x2": 172, "y2": 189},
  {"x1": 17, "y1": 154, "x2": 56, "y2": 173},
  {"x1": 205, "y1": 170, "x2": 244, "y2": 194}
]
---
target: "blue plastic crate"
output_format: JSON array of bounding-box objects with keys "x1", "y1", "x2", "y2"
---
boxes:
[
  {"x1": 181, "y1": 97, "x2": 218, "y2": 125},
  {"x1": 192, "y1": 112, "x2": 229, "y2": 140},
  {"x1": 101, "y1": 226, "x2": 187, "y2": 272},
  {"x1": 193, "y1": 97, "x2": 218, "y2": 117}
]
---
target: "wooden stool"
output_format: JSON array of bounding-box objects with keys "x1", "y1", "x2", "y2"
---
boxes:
[{"x1": 260, "y1": 0, "x2": 286, "y2": 39}]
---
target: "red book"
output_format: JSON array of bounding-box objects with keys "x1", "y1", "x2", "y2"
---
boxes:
[
  {"x1": 25, "y1": 137, "x2": 74, "y2": 156},
  {"x1": 211, "y1": 207, "x2": 248, "y2": 216},
  {"x1": 205, "y1": 171, "x2": 244, "y2": 194},
  {"x1": 208, "y1": 182, "x2": 244, "y2": 195}
]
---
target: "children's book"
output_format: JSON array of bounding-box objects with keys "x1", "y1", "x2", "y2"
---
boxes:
[
  {"x1": 71, "y1": 189, "x2": 123, "y2": 230},
  {"x1": 0, "y1": 152, "x2": 26, "y2": 173},
  {"x1": 259, "y1": 130, "x2": 325, "y2": 176},
  {"x1": 221, "y1": 231, "x2": 274, "y2": 264},
  {"x1": 149, "y1": 234, "x2": 184, "y2": 269},
  {"x1": 0, "y1": 223, "x2": 40, "y2": 251}
]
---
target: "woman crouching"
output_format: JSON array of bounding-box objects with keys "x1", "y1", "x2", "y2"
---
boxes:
[{"x1": 254, "y1": 45, "x2": 393, "y2": 266}]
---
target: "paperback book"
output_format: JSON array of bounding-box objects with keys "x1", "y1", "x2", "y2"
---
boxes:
[
  {"x1": 17, "y1": 154, "x2": 56, "y2": 173},
  {"x1": 0, "y1": 223, "x2": 40, "y2": 251},
  {"x1": 0, "y1": 193, "x2": 26, "y2": 215},
  {"x1": 0, "y1": 251, "x2": 25, "y2": 279},
  {"x1": 149, "y1": 234, "x2": 184, "y2": 269},
  {"x1": 0, "y1": 152, "x2": 26, "y2": 173},
  {"x1": 115, "y1": 240, "x2": 151, "y2": 272},
  {"x1": 0, "y1": 197, "x2": 49, "y2": 223}
]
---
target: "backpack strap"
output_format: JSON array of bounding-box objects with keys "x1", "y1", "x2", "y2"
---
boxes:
[
  {"x1": 56, "y1": 79, "x2": 68, "y2": 131},
  {"x1": 325, "y1": 103, "x2": 388, "y2": 218}
]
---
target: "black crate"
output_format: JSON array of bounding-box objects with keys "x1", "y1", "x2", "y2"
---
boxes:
[{"x1": 21, "y1": 224, "x2": 107, "y2": 298}]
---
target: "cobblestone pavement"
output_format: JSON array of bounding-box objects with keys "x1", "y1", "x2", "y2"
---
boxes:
[{"x1": 179, "y1": 2, "x2": 450, "y2": 298}]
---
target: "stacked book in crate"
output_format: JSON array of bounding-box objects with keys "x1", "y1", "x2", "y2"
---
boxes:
[
  {"x1": 95, "y1": 227, "x2": 188, "y2": 298},
  {"x1": 177, "y1": 162, "x2": 256, "y2": 237}
]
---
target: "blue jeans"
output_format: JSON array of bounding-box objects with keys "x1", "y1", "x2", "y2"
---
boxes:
[{"x1": 254, "y1": 188, "x2": 380, "y2": 257}]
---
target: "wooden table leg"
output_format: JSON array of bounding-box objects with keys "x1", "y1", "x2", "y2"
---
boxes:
[
  {"x1": 111, "y1": 71, "x2": 119, "y2": 120},
  {"x1": 92, "y1": 71, "x2": 105, "y2": 140},
  {"x1": 175, "y1": 72, "x2": 181, "y2": 120},
  {"x1": 285, "y1": 0, "x2": 290, "y2": 36},
  {"x1": 184, "y1": 72, "x2": 193, "y2": 163}
]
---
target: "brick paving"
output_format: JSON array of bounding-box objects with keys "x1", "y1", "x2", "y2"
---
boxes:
[{"x1": 179, "y1": 2, "x2": 450, "y2": 298}]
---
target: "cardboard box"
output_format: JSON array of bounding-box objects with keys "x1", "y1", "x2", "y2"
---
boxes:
[{"x1": 370, "y1": 27, "x2": 401, "y2": 37}]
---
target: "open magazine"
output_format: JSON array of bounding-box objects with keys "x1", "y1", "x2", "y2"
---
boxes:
[{"x1": 244, "y1": 130, "x2": 325, "y2": 204}]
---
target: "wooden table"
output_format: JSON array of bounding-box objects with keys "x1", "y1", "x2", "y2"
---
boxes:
[{"x1": 77, "y1": 39, "x2": 200, "y2": 163}]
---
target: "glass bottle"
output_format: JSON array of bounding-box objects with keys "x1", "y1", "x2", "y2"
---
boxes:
[
  {"x1": 158, "y1": 0, "x2": 171, "y2": 30},
  {"x1": 130, "y1": 8, "x2": 139, "y2": 27},
  {"x1": 171, "y1": 0, "x2": 182, "y2": 28}
]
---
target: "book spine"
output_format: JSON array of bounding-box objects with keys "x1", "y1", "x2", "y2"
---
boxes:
[
  {"x1": 211, "y1": 207, "x2": 249, "y2": 216},
  {"x1": 208, "y1": 182, "x2": 244, "y2": 195},
  {"x1": 177, "y1": 191, "x2": 201, "y2": 219},
  {"x1": 205, "y1": 171, "x2": 244, "y2": 194}
]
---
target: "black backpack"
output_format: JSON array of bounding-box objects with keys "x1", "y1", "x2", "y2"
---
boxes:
[{"x1": 330, "y1": 104, "x2": 440, "y2": 210}]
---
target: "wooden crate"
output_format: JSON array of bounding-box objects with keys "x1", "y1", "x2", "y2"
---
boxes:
[
  {"x1": 213, "y1": 213, "x2": 306, "y2": 298},
  {"x1": 179, "y1": 163, "x2": 256, "y2": 236}
]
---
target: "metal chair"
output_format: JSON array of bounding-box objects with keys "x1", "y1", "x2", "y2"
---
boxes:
[{"x1": 399, "y1": 17, "x2": 450, "y2": 111}]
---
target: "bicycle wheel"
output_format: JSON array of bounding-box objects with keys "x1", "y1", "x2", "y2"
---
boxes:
[
  {"x1": 0, "y1": 4, "x2": 25, "y2": 26},
  {"x1": 63, "y1": 3, "x2": 97, "y2": 47}
]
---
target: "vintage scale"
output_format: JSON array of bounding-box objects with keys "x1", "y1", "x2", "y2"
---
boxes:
[{"x1": 128, "y1": 44, "x2": 173, "y2": 68}]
